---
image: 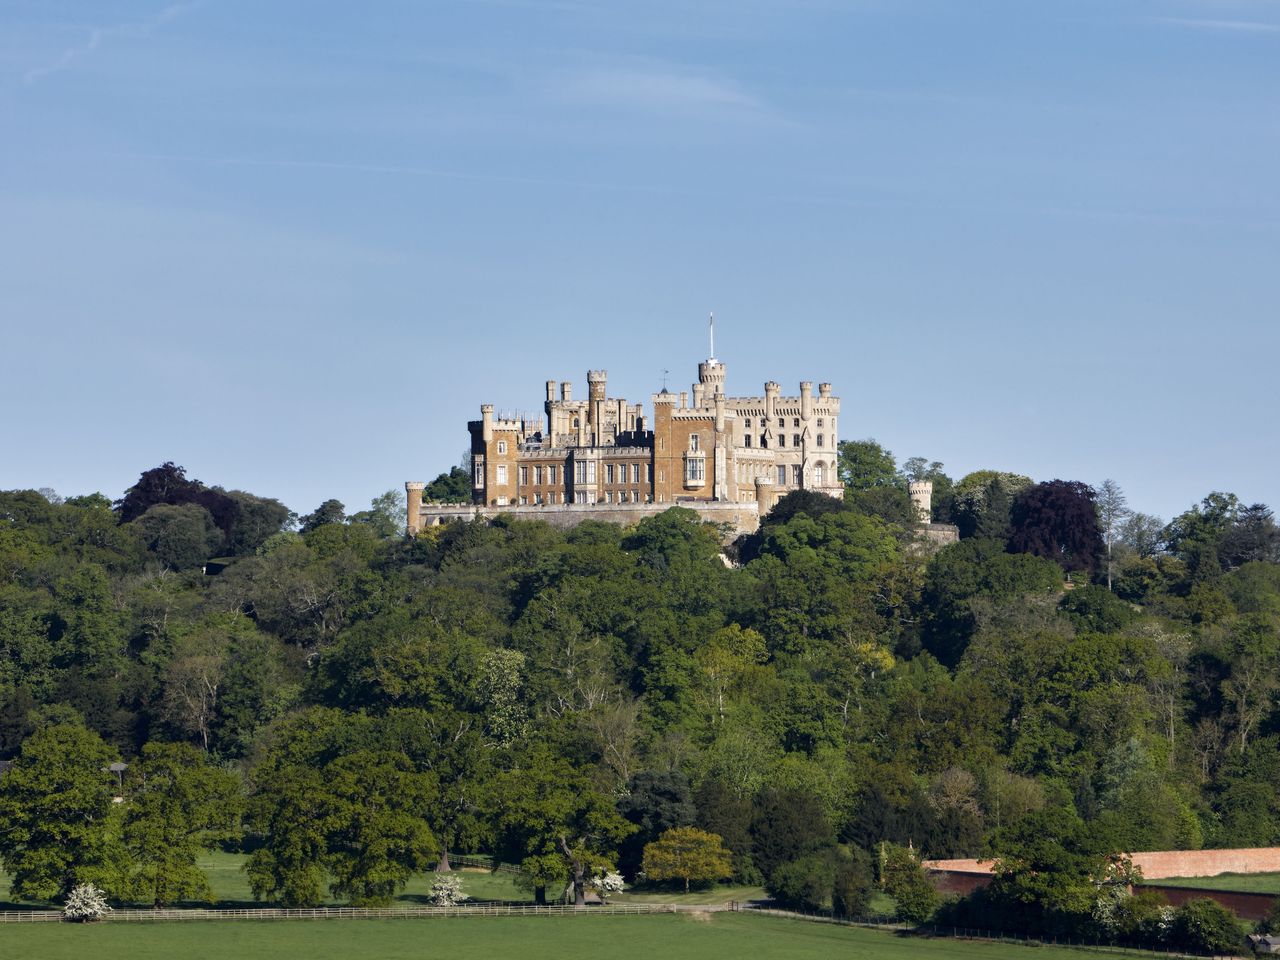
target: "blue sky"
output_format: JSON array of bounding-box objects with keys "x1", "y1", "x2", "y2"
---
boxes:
[{"x1": 2, "y1": 0, "x2": 1277, "y2": 523}]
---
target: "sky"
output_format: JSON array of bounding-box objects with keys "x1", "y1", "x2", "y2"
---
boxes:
[{"x1": 1, "y1": 0, "x2": 1277, "y2": 523}]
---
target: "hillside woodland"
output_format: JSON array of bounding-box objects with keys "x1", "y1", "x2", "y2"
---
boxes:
[{"x1": 2, "y1": 448, "x2": 1278, "y2": 949}]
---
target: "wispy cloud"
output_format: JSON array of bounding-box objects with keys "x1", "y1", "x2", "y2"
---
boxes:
[
  {"x1": 552, "y1": 58, "x2": 768, "y2": 118},
  {"x1": 23, "y1": 2, "x2": 202, "y2": 85},
  {"x1": 1153, "y1": 17, "x2": 1280, "y2": 34}
]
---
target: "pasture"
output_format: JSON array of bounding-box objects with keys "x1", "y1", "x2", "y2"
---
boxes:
[{"x1": 1, "y1": 911, "x2": 1112, "y2": 960}]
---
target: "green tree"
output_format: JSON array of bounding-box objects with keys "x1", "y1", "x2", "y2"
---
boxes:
[
  {"x1": 1171, "y1": 898, "x2": 1242, "y2": 954},
  {"x1": 424, "y1": 467, "x2": 471, "y2": 504},
  {"x1": 878, "y1": 842, "x2": 939, "y2": 924},
  {"x1": 641, "y1": 826, "x2": 733, "y2": 892},
  {"x1": 0, "y1": 723, "x2": 126, "y2": 901},
  {"x1": 493, "y1": 751, "x2": 634, "y2": 905},
  {"x1": 323, "y1": 750, "x2": 439, "y2": 905},
  {"x1": 120, "y1": 742, "x2": 241, "y2": 906},
  {"x1": 245, "y1": 762, "x2": 329, "y2": 906},
  {"x1": 838, "y1": 439, "x2": 899, "y2": 490},
  {"x1": 130, "y1": 503, "x2": 223, "y2": 570}
]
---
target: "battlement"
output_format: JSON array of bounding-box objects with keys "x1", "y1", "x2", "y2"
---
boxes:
[{"x1": 587, "y1": 369, "x2": 607, "y2": 382}]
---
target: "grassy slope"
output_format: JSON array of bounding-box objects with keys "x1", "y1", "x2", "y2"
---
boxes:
[
  {"x1": 1144, "y1": 873, "x2": 1280, "y2": 894},
  {"x1": 2, "y1": 911, "x2": 1112, "y2": 960}
]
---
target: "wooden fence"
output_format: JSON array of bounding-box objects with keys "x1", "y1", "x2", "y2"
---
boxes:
[{"x1": 0, "y1": 902, "x2": 678, "y2": 924}]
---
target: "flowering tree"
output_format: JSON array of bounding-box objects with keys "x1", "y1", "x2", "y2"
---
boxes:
[
  {"x1": 589, "y1": 871, "x2": 625, "y2": 903},
  {"x1": 429, "y1": 873, "x2": 469, "y2": 906},
  {"x1": 63, "y1": 884, "x2": 112, "y2": 922}
]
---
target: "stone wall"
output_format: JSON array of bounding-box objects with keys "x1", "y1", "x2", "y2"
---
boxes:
[
  {"x1": 923, "y1": 847, "x2": 1280, "y2": 882},
  {"x1": 414, "y1": 500, "x2": 761, "y2": 541}
]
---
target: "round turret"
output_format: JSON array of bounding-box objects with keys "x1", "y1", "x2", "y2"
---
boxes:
[{"x1": 908, "y1": 480, "x2": 933, "y2": 525}]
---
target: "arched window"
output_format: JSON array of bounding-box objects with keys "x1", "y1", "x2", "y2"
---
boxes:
[{"x1": 814, "y1": 463, "x2": 825, "y2": 485}]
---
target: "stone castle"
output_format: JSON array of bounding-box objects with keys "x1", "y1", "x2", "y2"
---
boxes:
[{"x1": 406, "y1": 346, "x2": 943, "y2": 539}]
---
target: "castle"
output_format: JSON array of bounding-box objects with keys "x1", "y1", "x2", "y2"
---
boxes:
[{"x1": 406, "y1": 345, "x2": 942, "y2": 539}]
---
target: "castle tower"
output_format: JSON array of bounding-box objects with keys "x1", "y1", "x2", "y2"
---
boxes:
[
  {"x1": 587, "y1": 370, "x2": 607, "y2": 445},
  {"x1": 405, "y1": 481, "x2": 425, "y2": 536},
  {"x1": 908, "y1": 480, "x2": 933, "y2": 525},
  {"x1": 698, "y1": 359, "x2": 726, "y2": 400}
]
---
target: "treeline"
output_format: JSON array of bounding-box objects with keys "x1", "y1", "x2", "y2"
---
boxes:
[{"x1": 1, "y1": 447, "x2": 1278, "y2": 940}]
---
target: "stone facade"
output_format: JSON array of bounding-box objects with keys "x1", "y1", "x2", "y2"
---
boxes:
[{"x1": 406, "y1": 355, "x2": 845, "y2": 536}]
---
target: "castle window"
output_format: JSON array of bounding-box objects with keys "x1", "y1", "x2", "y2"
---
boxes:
[
  {"x1": 519, "y1": 466, "x2": 529, "y2": 485},
  {"x1": 497, "y1": 465, "x2": 508, "y2": 484},
  {"x1": 778, "y1": 418, "x2": 785, "y2": 428},
  {"x1": 744, "y1": 418, "x2": 752, "y2": 428},
  {"x1": 497, "y1": 440, "x2": 507, "y2": 455},
  {"x1": 535, "y1": 466, "x2": 543, "y2": 485},
  {"x1": 778, "y1": 435, "x2": 785, "y2": 448},
  {"x1": 744, "y1": 435, "x2": 752, "y2": 448},
  {"x1": 519, "y1": 496, "x2": 528, "y2": 506},
  {"x1": 548, "y1": 465, "x2": 557, "y2": 485},
  {"x1": 606, "y1": 464, "x2": 615, "y2": 484},
  {"x1": 815, "y1": 464, "x2": 825, "y2": 485},
  {"x1": 684, "y1": 455, "x2": 706, "y2": 486},
  {"x1": 817, "y1": 418, "x2": 824, "y2": 428},
  {"x1": 793, "y1": 418, "x2": 800, "y2": 428},
  {"x1": 605, "y1": 491, "x2": 613, "y2": 504},
  {"x1": 573, "y1": 418, "x2": 579, "y2": 428},
  {"x1": 777, "y1": 465, "x2": 787, "y2": 485},
  {"x1": 631, "y1": 463, "x2": 640, "y2": 483},
  {"x1": 793, "y1": 434, "x2": 801, "y2": 447},
  {"x1": 760, "y1": 436, "x2": 767, "y2": 448},
  {"x1": 575, "y1": 491, "x2": 588, "y2": 504},
  {"x1": 793, "y1": 465, "x2": 802, "y2": 486},
  {"x1": 689, "y1": 433, "x2": 700, "y2": 452},
  {"x1": 817, "y1": 434, "x2": 824, "y2": 448},
  {"x1": 473, "y1": 459, "x2": 485, "y2": 488},
  {"x1": 633, "y1": 489, "x2": 640, "y2": 502}
]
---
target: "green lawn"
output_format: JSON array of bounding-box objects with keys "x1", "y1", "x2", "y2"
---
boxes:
[
  {"x1": 0, "y1": 911, "x2": 1124, "y2": 960},
  {"x1": 1145, "y1": 872, "x2": 1280, "y2": 894},
  {"x1": 2, "y1": 852, "x2": 775, "y2": 910}
]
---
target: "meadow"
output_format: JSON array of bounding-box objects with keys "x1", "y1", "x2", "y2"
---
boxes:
[
  {"x1": 0, "y1": 911, "x2": 1113, "y2": 960},
  {"x1": 1146, "y1": 873, "x2": 1280, "y2": 894}
]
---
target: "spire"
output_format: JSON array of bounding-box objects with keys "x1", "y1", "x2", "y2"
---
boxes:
[{"x1": 708, "y1": 311, "x2": 715, "y2": 361}]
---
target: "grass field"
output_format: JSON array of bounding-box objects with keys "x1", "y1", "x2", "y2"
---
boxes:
[
  {"x1": 0, "y1": 911, "x2": 1109, "y2": 960},
  {"x1": 1146, "y1": 872, "x2": 1280, "y2": 894},
  {"x1": 1, "y1": 851, "x2": 776, "y2": 910}
]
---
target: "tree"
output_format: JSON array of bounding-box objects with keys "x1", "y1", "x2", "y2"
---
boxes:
[
  {"x1": 130, "y1": 503, "x2": 223, "y2": 570},
  {"x1": 299, "y1": 499, "x2": 346, "y2": 533},
  {"x1": 641, "y1": 827, "x2": 732, "y2": 892},
  {"x1": 424, "y1": 467, "x2": 471, "y2": 504},
  {"x1": 120, "y1": 742, "x2": 241, "y2": 906},
  {"x1": 492, "y1": 751, "x2": 634, "y2": 905},
  {"x1": 767, "y1": 846, "x2": 872, "y2": 915},
  {"x1": 951, "y1": 471, "x2": 1033, "y2": 540},
  {"x1": 0, "y1": 723, "x2": 125, "y2": 901},
  {"x1": 1171, "y1": 898, "x2": 1242, "y2": 954},
  {"x1": 878, "y1": 842, "x2": 939, "y2": 924},
  {"x1": 349, "y1": 489, "x2": 406, "y2": 538},
  {"x1": 750, "y1": 786, "x2": 835, "y2": 880},
  {"x1": 323, "y1": 751, "x2": 439, "y2": 905},
  {"x1": 838, "y1": 439, "x2": 899, "y2": 490},
  {"x1": 245, "y1": 763, "x2": 329, "y2": 906},
  {"x1": 1096, "y1": 479, "x2": 1130, "y2": 591},
  {"x1": 1008, "y1": 480, "x2": 1104, "y2": 575},
  {"x1": 617, "y1": 770, "x2": 697, "y2": 880}
]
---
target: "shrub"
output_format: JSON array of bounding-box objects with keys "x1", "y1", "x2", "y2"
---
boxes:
[
  {"x1": 428, "y1": 873, "x2": 468, "y2": 906},
  {"x1": 63, "y1": 884, "x2": 112, "y2": 922},
  {"x1": 766, "y1": 846, "x2": 872, "y2": 916},
  {"x1": 1171, "y1": 898, "x2": 1242, "y2": 955},
  {"x1": 878, "y1": 843, "x2": 939, "y2": 925}
]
